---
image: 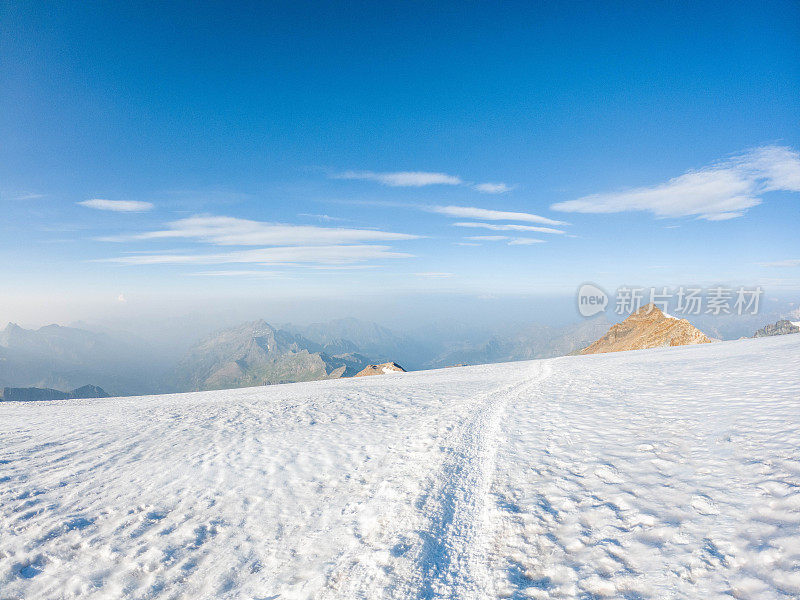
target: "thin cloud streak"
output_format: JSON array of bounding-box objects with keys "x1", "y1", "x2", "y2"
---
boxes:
[
  {"x1": 333, "y1": 170, "x2": 463, "y2": 187},
  {"x1": 474, "y1": 182, "x2": 513, "y2": 194},
  {"x1": 100, "y1": 215, "x2": 419, "y2": 246},
  {"x1": 453, "y1": 221, "x2": 565, "y2": 234},
  {"x1": 432, "y1": 205, "x2": 567, "y2": 226},
  {"x1": 333, "y1": 171, "x2": 517, "y2": 194},
  {"x1": 98, "y1": 245, "x2": 414, "y2": 266},
  {"x1": 551, "y1": 145, "x2": 800, "y2": 221},
  {"x1": 78, "y1": 199, "x2": 154, "y2": 212},
  {"x1": 298, "y1": 213, "x2": 349, "y2": 222},
  {"x1": 507, "y1": 238, "x2": 544, "y2": 245},
  {"x1": 465, "y1": 235, "x2": 544, "y2": 245}
]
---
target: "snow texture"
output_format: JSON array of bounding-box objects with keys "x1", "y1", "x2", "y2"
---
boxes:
[{"x1": 1, "y1": 335, "x2": 799, "y2": 599}]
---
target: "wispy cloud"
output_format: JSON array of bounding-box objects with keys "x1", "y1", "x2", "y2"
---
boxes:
[
  {"x1": 453, "y1": 221, "x2": 565, "y2": 234},
  {"x1": 97, "y1": 215, "x2": 419, "y2": 269},
  {"x1": 14, "y1": 192, "x2": 46, "y2": 201},
  {"x1": 298, "y1": 213, "x2": 348, "y2": 222},
  {"x1": 333, "y1": 170, "x2": 463, "y2": 187},
  {"x1": 99, "y1": 245, "x2": 413, "y2": 266},
  {"x1": 759, "y1": 259, "x2": 800, "y2": 268},
  {"x1": 100, "y1": 215, "x2": 419, "y2": 246},
  {"x1": 79, "y1": 199, "x2": 154, "y2": 212},
  {"x1": 551, "y1": 145, "x2": 800, "y2": 221},
  {"x1": 333, "y1": 171, "x2": 518, "y2": 195},
  {"x1": 432, "y1": 205, "x2": 566, "y2": 226},
  {"x1": 474, "y1": 182, "x2": 513, "y2": 194},
  {"x1": 414, "y1": 272, "x2": 454, "y2": 278},
  {"x1": 507, "y1": 238, "x2": 544, "y2": 245},
  {"x1": 466, "y1": 235, "x2": 544, "y2": 245}
]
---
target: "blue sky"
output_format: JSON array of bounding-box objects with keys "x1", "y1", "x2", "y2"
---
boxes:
[{"x1": 1, "y1": 1, "x2": 799, "y2": 324}]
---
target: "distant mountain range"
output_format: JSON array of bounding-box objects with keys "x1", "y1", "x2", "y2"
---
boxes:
[
  {"x1": 0, "y1": 322, "x2": 164, "y2": 395},
  {"x1": 170, "y1": 320, "x2": 373, "y2": 391},
  {"x1": 2, "y1": 303, "x2": 797, "y2": 396},
  {"x1": 427, "y1": 316, "x2": 612, "y2": 367},
  {"x1": 2, "y1": 384, "x2": 108, "y2": 402},
  {"x1": 281, "y1": 317, "x2": 437, "y2": 370}
]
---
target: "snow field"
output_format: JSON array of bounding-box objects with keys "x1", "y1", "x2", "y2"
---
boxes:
[{"x1": 1, "y1": 334, "x2": 799, "y2": 599}]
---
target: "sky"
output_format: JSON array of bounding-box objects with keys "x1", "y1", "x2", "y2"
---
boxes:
[{"x1": 1, "y1": 1, "x2": 799, "y2": 327}]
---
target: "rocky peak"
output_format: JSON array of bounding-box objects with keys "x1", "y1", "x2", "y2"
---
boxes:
[
  {"x1": 753, "y1": 320, "x2": 800, "y2": 338},
  {"x1": 354, "y1": 362, "x2": 406, "y2": 377},
  {"x1": 579, "y1": 303, "x2": 711, "y2": 355}
]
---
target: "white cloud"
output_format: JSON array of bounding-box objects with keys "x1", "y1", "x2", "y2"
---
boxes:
[
  {"x1": 298, "y1": 213, "x2": 348, "y2": 222},
  {"x1": 414, "y1": 272, "x2": 454, "y2": 278},
  {"x1": 101, "y1": 215, "x2": 419, "y2": 246},
  {"x1": 117, "y1": 294, "x2": 126, "y2": 303},
  {"x1": 79, "y1": 199, "x2": 154, "y2": 212},
  {"x1": 334, "y1": 170, "x2": 463, "y2": 187},
  {"x1": 99, "y1": 245, "x2": 413, "y2": 266},
  {"x1": 474, "y1": 182, "x2": 513, "y2": 194},
  {"x1": 78, "y1": 198, "x2": 153, "y2": 212},
  {"x1": 759, "y1": 259, "x2": 800, "y2": 268},
  {"x1": 465, "y1": 235, "x2": 544, "y2": 245},
  {"x1": 744, "y1": 145, "x2": 800, "y2": 191},
  {"x1": 303, "y1": 265, "x2": 379, "y2": 270},
  {"x1": 333, "y1": 171, "x2": 521, "y2": 195},
  {"x1": 551, "y1": 145, "x2": 800, "y2": 221},
  {"x1": 97, "y1": 215, "x2": 419, "y2": 270},
  {"x1": 432, "y1": 205, "x2": 566, "y2": 226},
  {"x1": 453, "y1": 221, "x2": 565, "y2": 234},
  {"x1": 507, "y1": 238, "x2": 544, "y2": 245}
]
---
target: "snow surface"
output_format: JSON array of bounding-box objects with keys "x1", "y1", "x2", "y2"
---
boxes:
[{"x1": 1, "y1": 335, "x2": 799, "y2": 599}]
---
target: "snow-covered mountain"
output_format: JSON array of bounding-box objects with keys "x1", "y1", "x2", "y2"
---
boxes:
[{"x1": 2, "y1": 335, "x2": 798, "y2": 599}]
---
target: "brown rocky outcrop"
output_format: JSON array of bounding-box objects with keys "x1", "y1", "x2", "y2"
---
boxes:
[
  {"x1": 579, "y1": 304, "x2": 711, "y2": 355},
  {"x1": 354, "y1": 362, "x2": 406, "y2": 377}
]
